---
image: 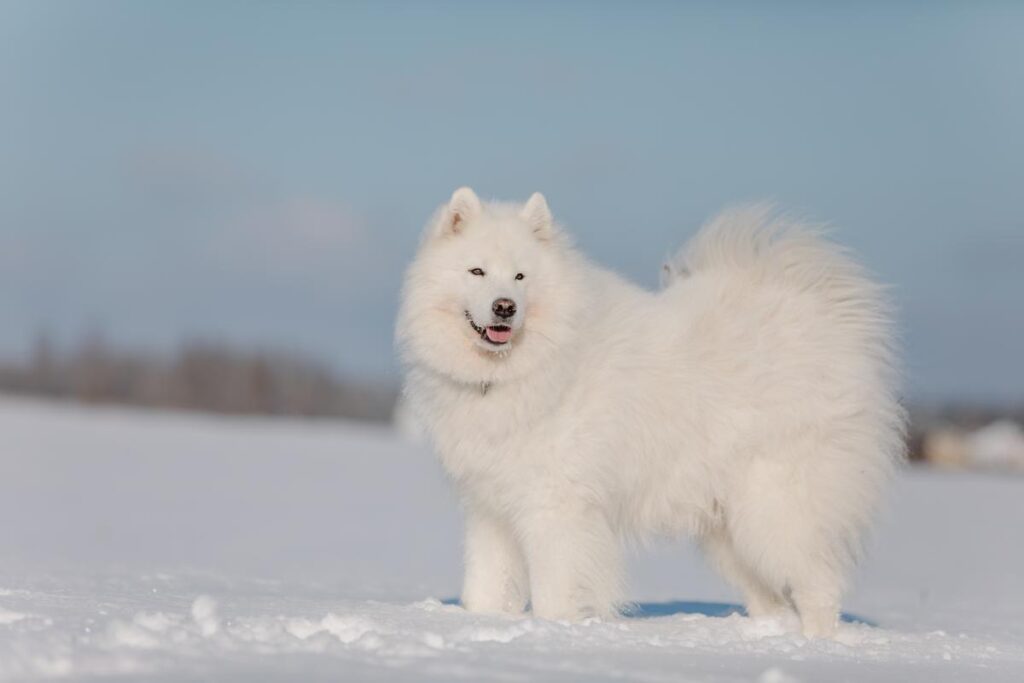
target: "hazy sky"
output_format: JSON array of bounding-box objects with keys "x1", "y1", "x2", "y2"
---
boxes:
[{"x1": 2, "y1": 1, "x2": 1022, "y2": 401}]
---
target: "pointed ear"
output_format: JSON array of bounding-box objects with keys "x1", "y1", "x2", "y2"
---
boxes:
[
  {"x1": 435, "y1": 186, "x2": 482, "y2": 237},
  {"x1": 521, "y1": 192, "x2": 554, "y2": 240}
]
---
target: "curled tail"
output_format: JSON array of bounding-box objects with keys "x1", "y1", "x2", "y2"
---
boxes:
[
  {"x1": 665, "y1": 204, "x2": 854, "y2": 286},
  {"x1": 665, "y1": 202, "x2": 906, "y2": 461}
]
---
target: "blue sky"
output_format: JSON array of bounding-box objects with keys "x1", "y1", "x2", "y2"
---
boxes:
[{"x1": 2, "y1": 1, "x2": 1022, "y2": 401}]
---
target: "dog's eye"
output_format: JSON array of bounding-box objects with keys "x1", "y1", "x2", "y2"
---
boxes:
[
  {"x1": 515, "y1": 273, "x2": 525, "y2": 281},
  {"x1": 469, "y1": 268, "x2": 485, "y2": 276}
]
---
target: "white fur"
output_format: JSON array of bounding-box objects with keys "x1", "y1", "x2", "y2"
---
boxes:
[{"x1": 396, "y1": 189, "x2": 905, "y2": 638}]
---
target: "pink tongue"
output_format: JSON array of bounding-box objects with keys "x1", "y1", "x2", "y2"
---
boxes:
[{"x1": 485, "y1": 327, "x2": 513, "y2": 343}]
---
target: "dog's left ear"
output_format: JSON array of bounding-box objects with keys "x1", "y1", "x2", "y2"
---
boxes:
[{"x1": 521, "y1": 192, "x2": 554, "y2": 241}]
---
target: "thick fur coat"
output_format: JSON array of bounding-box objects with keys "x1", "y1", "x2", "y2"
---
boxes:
[{"x1": 397, "y1": 188, "x2": 904, "y2": 637}]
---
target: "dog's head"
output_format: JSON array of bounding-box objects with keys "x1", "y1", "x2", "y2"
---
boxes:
[{"x1": 397, "y1": 187, "x2": 584, "y2": 385}]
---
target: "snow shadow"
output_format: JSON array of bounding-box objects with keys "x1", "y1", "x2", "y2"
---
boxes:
[
  {"x1": 625, "y1": 600, "x2": 877, "y2": 626},
  {"x1": 442, "y1": 598, "x2": 875, "y2": 626}
]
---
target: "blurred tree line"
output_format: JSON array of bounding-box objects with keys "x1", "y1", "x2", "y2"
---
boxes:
[{"x1": 0, "y1": 332, "x2": 396, "y2": 422}]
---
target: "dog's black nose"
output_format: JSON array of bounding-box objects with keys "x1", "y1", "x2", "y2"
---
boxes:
[{"x1": 492, "y1": 298, "x2": 517, "y2": 319}]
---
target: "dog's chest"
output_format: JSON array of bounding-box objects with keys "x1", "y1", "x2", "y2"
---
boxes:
[{"x1": 429, "y1": 383, "x2": 557, "y2": 484}]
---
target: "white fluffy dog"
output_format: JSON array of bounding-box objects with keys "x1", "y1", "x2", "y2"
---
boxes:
[{"x1": 397, "y1": 188, "x2": 904, "y2": 638}]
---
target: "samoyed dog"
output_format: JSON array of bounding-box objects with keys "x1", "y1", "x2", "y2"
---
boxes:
[{"x1": 397, "y1": 187, "x2": 903, "y2": 638}]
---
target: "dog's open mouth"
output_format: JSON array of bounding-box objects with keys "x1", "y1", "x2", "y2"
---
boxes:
[{"x1": 465, "y1": 312, "x2": 513, "y2": 346}]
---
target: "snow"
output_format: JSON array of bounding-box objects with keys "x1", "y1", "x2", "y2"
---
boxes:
[{"x1": 1, "y1": 396, "x2": 1023, "y2": 681}]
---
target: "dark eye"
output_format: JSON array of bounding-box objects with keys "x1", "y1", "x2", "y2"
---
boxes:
[
  {"x1": 469, "y1": 268, "x2": 485, "y2": 276},
  {"x1": 515, "y1": 273, "x2": 525, "y2": 280}
]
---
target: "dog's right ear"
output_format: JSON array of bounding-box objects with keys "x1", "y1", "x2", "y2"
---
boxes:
[{"x1": 434, "y1": 186, "x2": 482, "y2": 238}]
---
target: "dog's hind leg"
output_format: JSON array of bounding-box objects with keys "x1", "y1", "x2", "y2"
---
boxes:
[
  {"x1": 788, "y1": 582, "x2": 842, "y2": 639},
  {"x1": 461, "y1": 504, "x2": 529, "y2": 614},
  {"x1": 725, "y1": 453, "x2": 855, "y2": 639},
  {"x1": 700, "y1": 527, "x2": 789, "y2": 618}
]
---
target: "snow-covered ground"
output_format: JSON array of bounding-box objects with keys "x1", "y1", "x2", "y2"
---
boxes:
[{"x1": 2, "y1": 396, "x2": 1022, "y2": 681}]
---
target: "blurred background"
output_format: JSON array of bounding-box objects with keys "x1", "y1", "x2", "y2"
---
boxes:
[{"x1": 2, "y1": 1, "x2": 1022, "y2": 470}]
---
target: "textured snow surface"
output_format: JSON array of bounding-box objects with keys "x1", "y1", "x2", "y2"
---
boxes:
[{"x1": 2, "y1": 396, "x2": 1023, "y2": 681}]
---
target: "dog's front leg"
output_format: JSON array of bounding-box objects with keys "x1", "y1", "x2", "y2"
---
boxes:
[
  {"x1": 521, "y1": 503, "x2": 622, "y2": 620},
  {"x1": 461, "y1": 504, "x2": 529, "y2": 614}
]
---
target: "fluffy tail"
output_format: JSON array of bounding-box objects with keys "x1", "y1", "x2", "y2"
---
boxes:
[
  {"x1": 666, "y1": 204, "x2": 852, "y2": 285},
  {"x1": 667, "y1": 201, "x2": 907, "y2": 468}
]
